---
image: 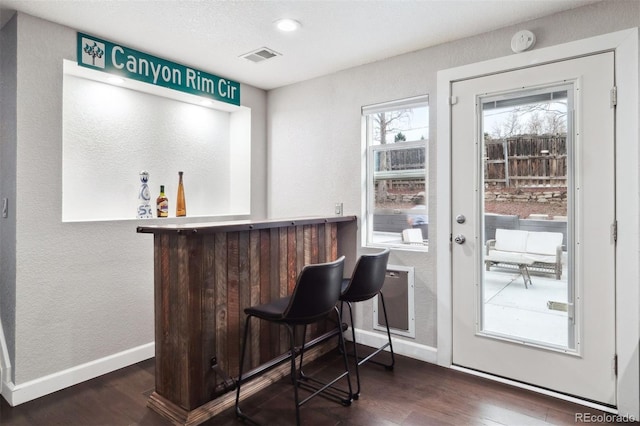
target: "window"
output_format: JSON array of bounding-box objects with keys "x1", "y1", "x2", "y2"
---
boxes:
[{"x1": 363, "y1": 95, "x2": 429, "y2": 250}]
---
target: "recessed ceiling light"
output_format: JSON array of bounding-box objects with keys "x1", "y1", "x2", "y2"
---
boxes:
[{"x1": 275, "y1": 18, "x2": 301, "y2": 32}]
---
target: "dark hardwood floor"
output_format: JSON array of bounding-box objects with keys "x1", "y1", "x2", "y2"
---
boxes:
[{"x1": 0, "y1": 347, "x2": 621, "y2": 425}]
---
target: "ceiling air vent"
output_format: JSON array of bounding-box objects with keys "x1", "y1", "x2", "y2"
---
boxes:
[{"x1": 240, "y1": 47, "x2": 281, "y2": 63}]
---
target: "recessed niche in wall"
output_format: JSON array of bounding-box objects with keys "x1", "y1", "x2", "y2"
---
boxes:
[{"x1": 62, "y1": 60, "x2": 250, "y2": 222}]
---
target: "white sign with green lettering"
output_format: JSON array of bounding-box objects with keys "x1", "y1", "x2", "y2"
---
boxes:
[{"x1": 77, "y1": 32, "x2": 240, "y2": 106}]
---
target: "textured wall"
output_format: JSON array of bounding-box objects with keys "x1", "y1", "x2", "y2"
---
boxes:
[
  {"x1": 0, "y1": 14, "x2": 17, "y2": 377},
  {"x1": 5, "y1": 12, "x2": 267, "y2": 385},
  {"x1": 266, "y1": 0, "x2": 640, "y2": 349},
  {"x1": 62, "y1": 74, "x2": 242, "y2": 221}
]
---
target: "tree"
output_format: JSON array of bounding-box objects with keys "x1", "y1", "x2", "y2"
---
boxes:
[
  {"x1": 395, "y1": 132, "x2": 406, "y2": 142},
  {"x1": 491, "y1": 110, "x2": 522, "y2": 138},
  {"x1": 373, "y1": 111, "x2": 410, "y2": 144},
  {"x1": 488, "y1": 100, "x2": 567, "y2": 138},
  {"x1": 544, "y1": 112, "x2": 566, "y2": 134},
  {"x1": 373, "y1": 111, "x2": 411, "y2": 200},
  {"x1": 526, "y1": 112, "x2": 543, "y2": 134}
]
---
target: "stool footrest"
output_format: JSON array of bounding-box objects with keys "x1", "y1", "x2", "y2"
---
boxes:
[
  {"x1": 297, "y1": 371, "x2": 352, "y2": 406},
  {"x1": 236, "y1": 325, "x2": 346, "y2": 386},
  {"x1": 355, "y1": 342, "x2": 391, "y2": 367}
]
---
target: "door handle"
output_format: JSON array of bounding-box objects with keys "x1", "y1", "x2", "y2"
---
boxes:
[{"x1": 454, "y1": 234, "x2": 466, "y2": 244}]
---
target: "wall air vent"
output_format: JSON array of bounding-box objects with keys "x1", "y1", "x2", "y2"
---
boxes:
[{"x1": 240, "y1": 47, "x2": 281, "y2": 63}]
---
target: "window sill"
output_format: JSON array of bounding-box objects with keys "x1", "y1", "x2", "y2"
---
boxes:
[{"x1": 368, "y1": 232, "x2": 429, "y2": 252}]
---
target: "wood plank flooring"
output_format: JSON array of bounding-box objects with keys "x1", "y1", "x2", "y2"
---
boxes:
[{"x1": 0, "y1": 347, "x2": 622, "y2": 425}]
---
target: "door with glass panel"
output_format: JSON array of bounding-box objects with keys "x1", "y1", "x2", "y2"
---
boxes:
[{"x1": 451, "y1": 52, "x2": 616, "y2": 405}]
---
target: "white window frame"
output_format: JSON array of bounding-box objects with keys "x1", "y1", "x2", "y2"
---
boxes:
[{"x1": 362, "y1": 95, "x2": 429, "y2": 251}]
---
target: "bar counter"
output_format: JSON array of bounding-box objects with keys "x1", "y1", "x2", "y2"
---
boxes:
[{"x1": 137, "y1": 215, "x2": 358, "y2": 425}]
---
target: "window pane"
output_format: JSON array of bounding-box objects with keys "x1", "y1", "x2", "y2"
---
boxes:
[
  {"x1": 374, "y1": 177, "x2": 426, "y2": 211},
  {"x1": 373, "y1": 147, "x2": 426, "y2": 212},
  {"x1": 369, "y1": 106, "x2": 428, "y2": 146},
  {"x1": 374, "y1": 147, "x2": 425, "y2": 173},
  {"x1": 481, "y1": 85, "x2": 573, "y2": 349},
  {"x1": 364, "y1": 97, "x2": 428, "y2": 249}
]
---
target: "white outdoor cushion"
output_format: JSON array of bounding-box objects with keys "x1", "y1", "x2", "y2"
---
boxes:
[
  {"x1": 523, "y1": 253, "x2": 556, "y2": 263},
  {"x1": 494, "y1": 229, "x2": 528, "y2": 253},
  {"x1": 485, "y1": 251, "x2": 528, "y2": 264},
  {"x1": 526, "y1": 231, "x2": 563, "y2": 255}
]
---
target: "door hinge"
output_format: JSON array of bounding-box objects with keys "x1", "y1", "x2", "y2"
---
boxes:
[
  {"x1": 610, "y1": 86, "x2": 617, "y2": 108},
  {"x1": 614, "y1": 354, "x2": 618, "y2": 376},
  {"x1": 611, "y1": 220, "x2": 618, "y2": 242},
  {"x1": 449, "y1": 96, "x2": 458, "y2": 105}
]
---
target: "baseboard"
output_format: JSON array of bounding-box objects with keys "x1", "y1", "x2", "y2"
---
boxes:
[
  {"x1": 349, "y1": 328, "x2": 437, "y2": 364},
  {"x1": 2, "y1": 342, "x2": 155, "y2": 406},
  {"x1": 0, "y1": 315, "x2": 10, "y2": 399}
]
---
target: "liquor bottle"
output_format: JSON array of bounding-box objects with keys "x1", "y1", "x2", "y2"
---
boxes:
[
  {"x1": 137, "y1": 171, "x2": 153, "y2": 219},
  {"x1": 156, "y1": 185, "x2": 168, "y2": 218},
  {"x1": 176, "y1": 171, "x2": 186, "y2": 217}
]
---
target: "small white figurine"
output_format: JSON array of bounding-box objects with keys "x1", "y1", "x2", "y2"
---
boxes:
[{"x1": 137, "y1": 171, "x2": 153, "y2": 218}]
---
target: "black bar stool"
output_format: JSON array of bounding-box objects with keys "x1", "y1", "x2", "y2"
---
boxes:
[
  {"x1": 235, "y1": 256, "x2": 353, "y2": 425},
  {"x1": 339, "y1": 248, "x2": 393, "y2": 399}
]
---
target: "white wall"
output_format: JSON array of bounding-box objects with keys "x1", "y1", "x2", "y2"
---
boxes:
[
  {"x1": 268, "y1": 55, "x2": 441, "y2": 348},
  {"x1": 267, "y1": 0, "x2": 639, "y2": 381},
  {"x1": 62, "y1": 71, "x2": 252, "y2": 221},
  {"x1": 0, "y1": 12, "x2": 268, "y2": 404},
  {"x1": 0, "y1": 12, "x2": 17, "y2": 398}
]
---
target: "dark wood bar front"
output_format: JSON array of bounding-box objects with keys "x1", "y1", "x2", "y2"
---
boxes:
[{"x1": 137, "y1": 216, "x2": 357, "y2": 425}]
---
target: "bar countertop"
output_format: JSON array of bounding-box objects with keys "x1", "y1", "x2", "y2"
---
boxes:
[{"x1": 136, "y1": 215, "x2": 357, "y2": 235}]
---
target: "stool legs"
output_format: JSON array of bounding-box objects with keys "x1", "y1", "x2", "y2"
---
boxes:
[
  {"x1": 236, "y1": 317, "x2": 304, "y2": 425},
  {"x1": 378, "y1": 292, "x2": 396, "y2": 370},
  {"x1": 235, "y1": 310, "x2": 353, "y2": 426},
  {"x1": 235, "y1": 315, "x2": 253, "y2": 422},
  {"x1": 286, "y1": 324, "x2": 302, "y2": 426},
  {"x1": 344, "y1": 300, "x2": 362, "y2": 398},
  {"x1": 341, "y1": 291, "x2": 395, "y2": 398},
  {"x1": 297, "y1": 307, "x2": 353, "y2": 406}
]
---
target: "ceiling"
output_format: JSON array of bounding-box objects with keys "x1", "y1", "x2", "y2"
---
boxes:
[{"x1": 0, "y1": 0, "x2": 600, "y2": 90}]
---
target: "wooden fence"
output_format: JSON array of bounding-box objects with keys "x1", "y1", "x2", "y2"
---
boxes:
[{"x1": 485, "y1": 135, "x2": 567, "y2": 187}]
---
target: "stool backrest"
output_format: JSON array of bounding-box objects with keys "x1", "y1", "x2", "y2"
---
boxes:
[
  {"x1": 283, "y1": 256, "x2": 345, "y2": 324},
  {"x1": 341, "y1": 249, "x2": 390, "y2": 302}
]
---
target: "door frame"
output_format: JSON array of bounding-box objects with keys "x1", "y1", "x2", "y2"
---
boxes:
[{"x1": 436, "y1": 28, "x2": 639, "y2": 417}]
